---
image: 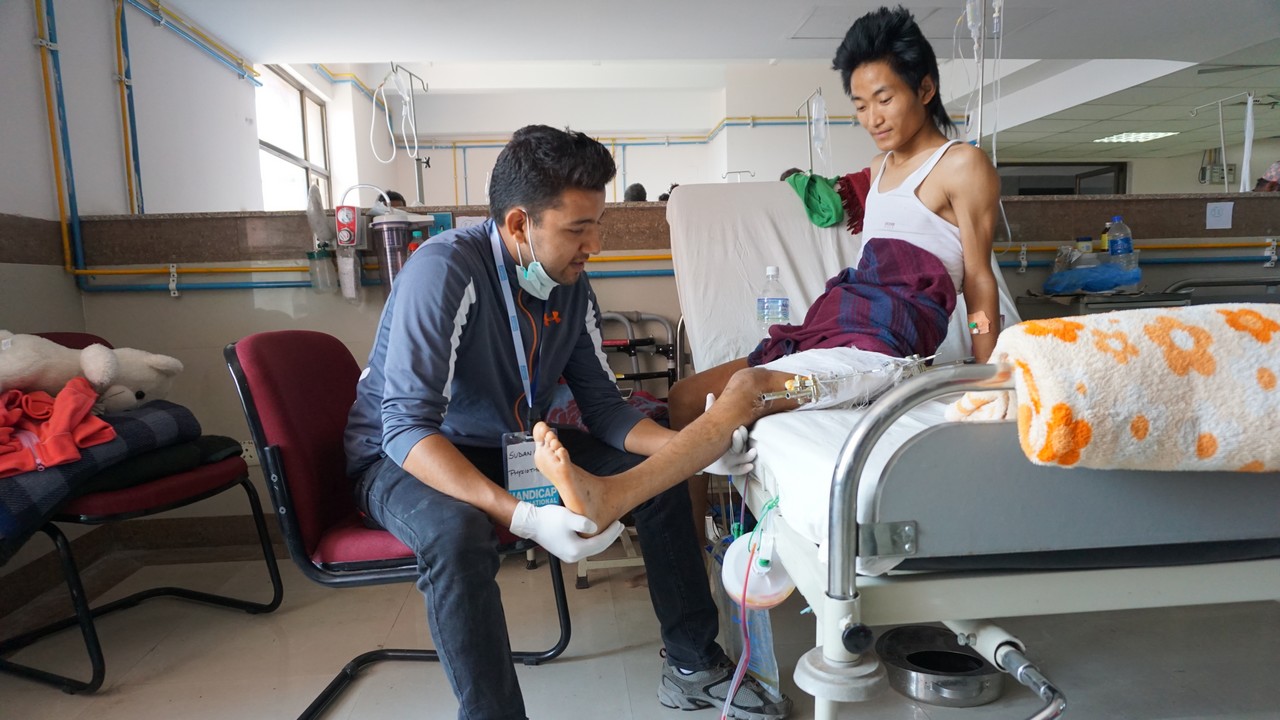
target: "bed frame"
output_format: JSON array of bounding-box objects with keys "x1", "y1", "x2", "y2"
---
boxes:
[{"x1": 745, "y1": 362, "x2": 1280, "y2": 719}]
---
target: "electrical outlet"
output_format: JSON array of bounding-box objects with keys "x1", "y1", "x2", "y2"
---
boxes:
[{"x1": 240, "y1": 440, "x2": 260, "y2": 467}]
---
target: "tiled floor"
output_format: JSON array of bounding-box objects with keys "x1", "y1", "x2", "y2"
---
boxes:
[{"x1": 1, "y1": 546, "x2": 1277, "y2": 720}]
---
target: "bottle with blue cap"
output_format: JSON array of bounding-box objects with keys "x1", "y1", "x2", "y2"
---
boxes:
[
  {"x1": 1108, "y1": 215, "x2": 1135, "y2": 271},
  {"x1": 756, "y1": 266, "x2": 791, "y2": 338}
]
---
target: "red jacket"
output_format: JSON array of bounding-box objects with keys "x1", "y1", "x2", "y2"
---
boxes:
[{"x1": 0, "y1": 377, "x2": 116, "y2": 478}]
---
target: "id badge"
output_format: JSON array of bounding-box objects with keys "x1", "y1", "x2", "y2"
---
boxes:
[{"x1": 501, "y1": 432, "x2": 561, "y2": 507}]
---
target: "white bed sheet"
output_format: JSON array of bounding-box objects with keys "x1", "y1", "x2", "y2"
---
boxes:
[{"x1": 747, "y1": 399, "x2": 952, "y2": 576}]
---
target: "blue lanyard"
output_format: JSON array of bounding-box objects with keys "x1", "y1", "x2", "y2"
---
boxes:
[{"x1": 489, "y1": 222, "x2": 537, "y2": 423}]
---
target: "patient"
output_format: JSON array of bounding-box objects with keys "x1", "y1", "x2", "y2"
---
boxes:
[{"x1": 543, "y1": 6, "x2": 1002, "y2": 532}]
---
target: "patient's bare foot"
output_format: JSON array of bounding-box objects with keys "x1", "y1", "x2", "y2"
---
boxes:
[{"x1": 532, "y1": 423, "x2": 614, "y2": 532}]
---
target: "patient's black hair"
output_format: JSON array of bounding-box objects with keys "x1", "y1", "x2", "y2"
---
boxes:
[
  {"x1": 490, "y1": 125, "x2": 616, "y2": 223},
  {"x1": 832, "y1": 5, "x2": 954, "y2": 136}
]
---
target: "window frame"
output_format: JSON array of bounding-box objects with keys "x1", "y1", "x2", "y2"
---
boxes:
[{"x1": 257, "y1": 65, "x2": 331, "y2": 207}]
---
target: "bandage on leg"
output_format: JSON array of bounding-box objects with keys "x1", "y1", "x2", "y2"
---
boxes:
[{"x1": 756, "y1": 348, "x2": 931, "y2": 411}]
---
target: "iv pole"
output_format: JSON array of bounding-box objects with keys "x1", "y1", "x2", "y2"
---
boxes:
[
  {"x1": 1191, "y1": 91, "x2": 1255, "y2": 193},
  {"x1": 795, "y1": 88, "x2": 823, "y2": 174}
]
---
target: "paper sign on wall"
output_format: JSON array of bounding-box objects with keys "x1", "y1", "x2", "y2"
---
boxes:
[{"x1": 1206, "y1": 202, "x2": 1234, "y2": 230}]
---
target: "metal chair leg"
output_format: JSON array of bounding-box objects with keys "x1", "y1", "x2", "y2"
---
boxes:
[
  {"x1": 514, "y1": 555, "x2": 570, "y2": 666},
  {"x1": 0, "y1": 477, "x2": 283, "y2": 694},
  {"x1": 0, "y1": 524, "x2": 106, "y2": 694},
  {"x1": 297, "y1": 554, "x2": 573, "y2": 718}
]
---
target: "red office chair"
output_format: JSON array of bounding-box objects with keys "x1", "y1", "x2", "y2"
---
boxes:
[
  {"x1": 224, "y1": 330, "x2": 569, "y2": 720},
  {"x1": 0, "y1": 332, "x2": 283, "y2": 694}
]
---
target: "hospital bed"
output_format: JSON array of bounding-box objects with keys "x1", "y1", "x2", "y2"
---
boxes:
[{"x1": 666, "y1": 183, "x2": 1280, "y2": 718}]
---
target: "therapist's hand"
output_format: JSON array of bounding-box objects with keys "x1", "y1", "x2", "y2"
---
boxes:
[
  {"x1": 701, "y1": 393, "x2": 757, "y2": 476},
  {"x1": 509, "y1": 501, "x2": 625, "y2": 563}
]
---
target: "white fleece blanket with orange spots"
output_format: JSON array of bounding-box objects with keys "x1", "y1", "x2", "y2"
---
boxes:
[{"x1": 946, "y1": 303, "x2": 1280, "y2": 472}]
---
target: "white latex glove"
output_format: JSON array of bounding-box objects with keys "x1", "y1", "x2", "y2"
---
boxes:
[
  {"x1": 508, "y1": 501, "x2": 625, "y2": 563},
  {"x1": 700, "y1": 393, "x2": 757, "y2": 476}
]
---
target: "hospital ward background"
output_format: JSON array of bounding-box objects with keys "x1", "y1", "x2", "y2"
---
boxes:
[{"x1": 2, "y1": 1, "x2": 1280, "y2": 718}]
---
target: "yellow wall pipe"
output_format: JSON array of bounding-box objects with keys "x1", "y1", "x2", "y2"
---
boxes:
[
  {"x1": 426, "y1": 115, "x2": 860, "y2": 150},
  {"x1": 314, "y1": 63, "x2": 386, "y2": 111},
  {"x1": 33, "y1": 0, "x2": 73, "y2": 273},
  {"x1": 60, "y1": 243, "x2": 1273, "y2": 279},
  {"x1": 113, "y1": 1, "x2": 138, "y2": 214},
  {"x1": 71, "y1": 265, "x2": 309, "y2": 276},
  {"x1": 134, "y1": 0, "x2": 258, "y2": 79},
  {"x1": 67, "y1": 237, "x2": 1272, "y2": 277}
]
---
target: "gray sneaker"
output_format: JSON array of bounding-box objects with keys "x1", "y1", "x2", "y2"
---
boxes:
[{"x1": 657, "y1": 657, "x2": 793, "y2": 720}]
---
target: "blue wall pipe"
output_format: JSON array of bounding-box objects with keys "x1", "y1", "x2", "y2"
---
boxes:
[
  {"x1": 586, "y1": 269, "x2": 674, "y2": 279},
  {"x1": 83, "y1": 256, "x2": 1276, "y2": 292},
  {"x1": 42, "y1": 0, "x2": 86, "y2": 280},
  {"x1": 997, "y1": 255, "x2": 1275, "y2": 270},
  {"x1": 123, "y1": 0, "x2": 261, "y2": 87},
  {"x1": 620, "y1": 144, "x2": 627, "y2": 192},
  {"x1": 118, "y1": 4, "x2": 145, "y2": 213}
]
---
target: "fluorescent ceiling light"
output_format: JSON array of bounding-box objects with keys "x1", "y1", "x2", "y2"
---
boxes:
[{"x1": 1092, "y1": 131, "x2": 1180, "y2": 143}]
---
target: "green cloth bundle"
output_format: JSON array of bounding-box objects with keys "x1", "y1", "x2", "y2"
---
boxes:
[{"x1": 785, "y1": 172, "x2": 844, "y2": 228}]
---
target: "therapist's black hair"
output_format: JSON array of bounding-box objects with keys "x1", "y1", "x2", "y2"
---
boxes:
[
  {"x1": 832, "y1": 5, "x2": 954, "y2": 136},
  {"x1": 489, "y1": 125, "x2": 616, "y2": 223}
]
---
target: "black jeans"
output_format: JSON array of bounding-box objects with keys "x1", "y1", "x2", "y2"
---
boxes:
[{"x1": 356, "y1": 428, "x2": 723, "y2": 720}]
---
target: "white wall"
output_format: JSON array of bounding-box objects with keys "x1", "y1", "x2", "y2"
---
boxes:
[
  {"x1": 620, "y1": 142, "x2": 716, "y2": 198},
  {"x1": 0, "y1": 1, "x2": 86, "y2": 220},
  {"x1": 1129, "y1": 138, "x2": 1280, "y2": 195},
  {"x1": 129, "y1": 15, "x2": 263, "y2": 213},
  {"x1": 0, "y1": 4, "x2": 422, "y2": 219},
  {"x1": 0, "y1": 1, "x2": 264, "y2": 216}
]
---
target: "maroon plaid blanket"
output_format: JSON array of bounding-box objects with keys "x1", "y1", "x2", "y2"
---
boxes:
[{"x1": 748, "y1": 237, "x2": 956, "y2": 365}]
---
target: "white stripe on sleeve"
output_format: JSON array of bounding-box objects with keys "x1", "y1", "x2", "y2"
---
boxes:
[{"x1": 440, "y1": 280, "x2": 477, "y2": 410}]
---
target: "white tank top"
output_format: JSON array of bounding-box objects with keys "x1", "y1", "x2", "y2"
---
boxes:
[{"x1": 862, "y1": 140, "x2": 966, "y2": 291}]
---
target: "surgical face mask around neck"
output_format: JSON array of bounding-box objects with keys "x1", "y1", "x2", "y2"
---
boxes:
[{"x1": 515, "y1": 213, "x2": 559, "y2": 300}]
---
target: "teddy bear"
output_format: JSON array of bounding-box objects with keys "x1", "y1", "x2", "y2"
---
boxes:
[{"x1": 0, "y1": 330, "x2": 183, "y2": 412}]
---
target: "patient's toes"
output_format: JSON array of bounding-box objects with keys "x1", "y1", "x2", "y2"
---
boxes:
[{"x1": 533, "y1": 421, "x2": 553, "y2": 445}]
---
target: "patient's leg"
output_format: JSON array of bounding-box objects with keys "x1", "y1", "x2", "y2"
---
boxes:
[
  {"x1": 669, "y1": 358, "x2": 750, "y2": 540},
  {"x1": 535, "y1": 366, "x2": 801, "y2": 531}
]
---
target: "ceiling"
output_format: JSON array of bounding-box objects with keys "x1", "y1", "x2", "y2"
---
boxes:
[{"x1": 164, "y1": 0, "x2": 1280, "y2": 160}]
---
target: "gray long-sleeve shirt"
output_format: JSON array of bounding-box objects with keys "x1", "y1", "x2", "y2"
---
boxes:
[{"x1": 344, "y1": 219, "x2": 644, "y2": 477}]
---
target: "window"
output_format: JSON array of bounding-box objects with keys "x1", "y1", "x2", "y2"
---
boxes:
[
  {"x1": 997, "y1": 163, "x2": 1127, "y2": 196},
  {"x1": 256, "y1": 66, "x2": 330, "y2": 210}
]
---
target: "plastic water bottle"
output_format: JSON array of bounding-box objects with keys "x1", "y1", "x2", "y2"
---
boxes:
[
  {"x1": 756, "y1": 265, "x2": 791, "y2": 337},
  {"x1": 1108, "y1": 215, "x2": 1135, "y2": 270}
]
